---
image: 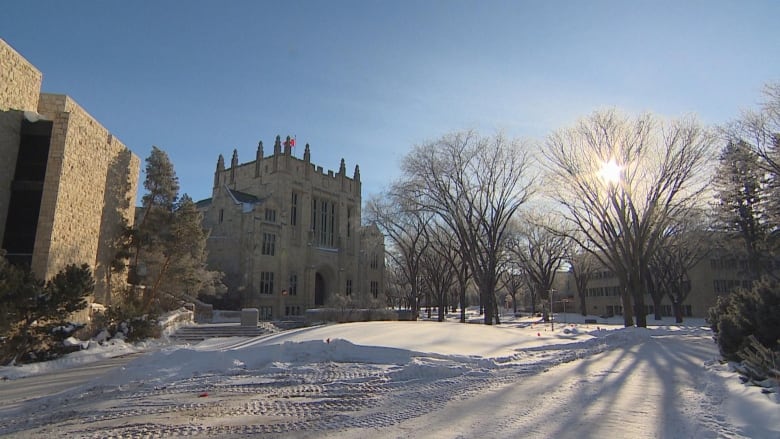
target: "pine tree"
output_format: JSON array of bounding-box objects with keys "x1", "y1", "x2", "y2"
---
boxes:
[
  {"x1": 0, "y1": 260, "x2": 94, "y2": 365},
  {"x1": 131, "y1": 147, "x2": 222, "y2": 312},
  {"x1": 713, "y1": 140, "x2": 770, "y2": 280}
]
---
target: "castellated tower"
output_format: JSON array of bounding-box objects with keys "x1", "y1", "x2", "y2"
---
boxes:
[
  {"x1": 0, "y1": 39, "x2": 141, "y2": 317},
  {"x1": 198, "y1": 136, "x2": 385, "y2": 319}
]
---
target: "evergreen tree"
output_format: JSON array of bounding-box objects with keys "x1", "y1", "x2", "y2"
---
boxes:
[
  {"x1": 713, "y1": 141, "x2": 770, "y2": 279},
  {"x1": 132, "y1": 147, "x2": 222, "y2": 312},
  {"x1": 0, "y1": 260, "x2": 94, "y2": 365}
]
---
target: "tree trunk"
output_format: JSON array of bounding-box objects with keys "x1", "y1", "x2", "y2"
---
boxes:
[
  {"x1": 652, "y1": 295, "x2": 663, "y2": 321},
  {"x1": 493, "y1": 294, "x2": 501, "y2": 325},
  {"x1": 482, "y1": 285, "x2": 494, "y2": 325},
  {"x1": 438, "y1": 292, "x2": 445, "y2": 322},
  {"x1": 620, "y1": 288, "x2": 634, "y2": 327},
  {"x1": 459, "y1": 285, "x2": 466, "y2": 323},
  {"x1": 673, "y1": 301, "x2": 684, "y2": 323}
]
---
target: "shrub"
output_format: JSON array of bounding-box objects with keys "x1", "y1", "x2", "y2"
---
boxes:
[{"x1": 707, "y1": 279, "x2": 780, "y2": 362}]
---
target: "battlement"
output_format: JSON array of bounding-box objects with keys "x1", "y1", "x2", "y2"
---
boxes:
[{"x1": 213, "y1": 135, "x2": 361, "y2": 198}]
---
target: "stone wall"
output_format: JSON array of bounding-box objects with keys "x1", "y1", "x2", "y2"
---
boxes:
[
  {"x1": 0, "y1": 39, "x2": 41, "y2": 244},
  {"x1": 0, "y1": 39, "x2": 41, "y2": 112},
  {"x1": 32, "y1": 94, "x2": 140, "y2": 301}
]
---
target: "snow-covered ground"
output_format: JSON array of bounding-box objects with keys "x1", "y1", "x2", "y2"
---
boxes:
[{"x1": 0, "y1": 312, "x2": 777, "y2": 438}]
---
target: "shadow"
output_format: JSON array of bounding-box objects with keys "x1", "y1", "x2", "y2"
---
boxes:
[{"x1": 94, "y1": 147, "x2": 135, "y2": 305}]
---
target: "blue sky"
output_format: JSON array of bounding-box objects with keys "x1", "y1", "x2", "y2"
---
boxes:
[{"x1": 2, "y1": 1, "x2": 778, "y2": 203}]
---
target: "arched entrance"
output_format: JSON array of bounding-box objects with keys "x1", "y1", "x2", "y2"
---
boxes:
[{"x1": 314, "y1": 272, "x2": 326, "y2": 306}]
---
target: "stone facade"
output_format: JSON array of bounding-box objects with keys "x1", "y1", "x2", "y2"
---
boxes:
[
  {"x1": 0, "y1": 39, "x2": 140, "y2": 312},
  {"x1": 0, "y1": 39, "x2": 42, "y2": 112},
  {"x1": 199, "y1": 137, "x2": 385, "y2": 319}
]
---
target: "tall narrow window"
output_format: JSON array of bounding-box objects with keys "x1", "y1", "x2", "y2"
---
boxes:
[
  {"x1": 311, "y1": 198, "x2": 317, "y2": 231},
  {"x1": 262, "y1": 233, "x2": 276, "y2": 255},
  {"x1": 289, "y1": 273, "x2": 298, "y2": 296},
  {"x1": 346, "y1": 279, "x2": 353, "y2": 296},
  {"x1": 260, "y1": 272, "x2": 274, "y2": 294},
  {"x1": 290, "y1": 192, "x2": 298, "y2": 226},
  {"x1": 219, "y1": 209, "x2": 224, "y2": 224},
  {"x1": 370, "y1": 281, "x2": 379, "y2": 299},
  {"x1": 320, "y1": 199, "x2": 328, "y2": 245},
  {"x1": 347, "y1": 207, "x2": 352, "y2": 238},
  {"x1": 329, "y1": 203, "x2": 336, "y2": 246}
]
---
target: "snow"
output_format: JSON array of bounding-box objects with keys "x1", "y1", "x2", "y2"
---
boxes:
[{"x1": 0, "y1": 312, "x2": 777, "y2": 438}]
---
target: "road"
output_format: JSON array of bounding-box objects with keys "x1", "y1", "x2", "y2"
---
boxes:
[{"x1": 0, "y1": 353, "x2": 142, "y2": 413}]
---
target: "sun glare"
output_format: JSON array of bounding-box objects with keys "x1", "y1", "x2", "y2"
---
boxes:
[{"x1": 598, "y1": 159, "x2": 622, "y2": 185}]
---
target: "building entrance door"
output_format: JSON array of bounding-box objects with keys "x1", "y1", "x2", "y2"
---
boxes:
[{"x1": 315, "y1": 272, "x2": 325, "y2": 306}]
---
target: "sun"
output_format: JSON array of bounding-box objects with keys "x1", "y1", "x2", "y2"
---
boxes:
[{"x1": 598, "y1": 159, "x2": 622, "y2": 185}]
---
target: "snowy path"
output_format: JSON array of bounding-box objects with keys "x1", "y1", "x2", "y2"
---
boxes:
[
  {"x1": 339, "y1": 331, "x2": 732, "y2": 439},
  {"x1": 0, "y1": 320, "x2": 776, "y2": 438}
]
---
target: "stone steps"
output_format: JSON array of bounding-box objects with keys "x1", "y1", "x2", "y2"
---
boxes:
[{"x1": 170, "y1": 323, "x2": 276, "y2": 342}]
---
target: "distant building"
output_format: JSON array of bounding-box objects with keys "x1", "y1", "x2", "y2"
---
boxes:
[
  {"x1": 578, "y1": 246, "x2": 756, "y2": 319},
  {"x1": 0, "y1": 39, "x2": 140, "y2": 310},
  {"x1": 198, "y1": 137, "x2": 385, "y2": 319}
]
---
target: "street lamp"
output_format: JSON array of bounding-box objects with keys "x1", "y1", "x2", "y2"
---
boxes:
[{"x1": 549, "y1": 288, "x2": 555, "y2": 331}]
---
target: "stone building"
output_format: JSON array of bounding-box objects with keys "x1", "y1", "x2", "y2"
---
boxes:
[
  {"x1": 198, "y1": 137, "x2": 385, "y2": 319},
  {"x1": 0, "y1": 39, "x2": 140, "y2": 308},
  {"x1": 579, "y1": 245, "x2": 759, "y2": 319}
]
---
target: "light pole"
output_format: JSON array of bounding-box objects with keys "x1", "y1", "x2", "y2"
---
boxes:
[{"x1": 549, "y1": 288, "x2": 555, "y2": 331}]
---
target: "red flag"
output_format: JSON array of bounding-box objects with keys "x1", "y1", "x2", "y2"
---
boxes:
[{"x1": 290, "y1": 137, "x2": 296, "y2": 147}]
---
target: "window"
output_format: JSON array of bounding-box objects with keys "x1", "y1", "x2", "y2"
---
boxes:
[
  {"x1": 218, "y1": 208, "x2": 224, "y2": 224},
  {"x1": 265, "y1": 208, "x2": 276, "y2": 222},
  {"x1": 285, "y1": 305, "x2": 301, "y2": 316},
  {"x1": 262, "y1": 233, "x2": 276, "y2": 255},
  {"x1": 290, "y1": 192, "x2": 298, "y2": 226},
  {"x1": 370, "y1": 253, "x2": 379, "y2": 269},
  {"x1": 347, "y1": 206, "x2": 352, "y2": 238},
  {"x1": 346, "y1": 279, "x2": 353, "y2": 296},
  {"x1": 260, "y1": 306, "x2": 273, "y2": 320},
  {"x1": 289, "y1": 273, "x2": 298, "y2": 296},
  {"x1": 311, "y1": 196, "x2": 336, "y2": 247},
  {"x1": 370, "y1": 281, "x2": 379, "y2": 299},
  {"x1": 260, "y1": 272, "x2": 274, "y2": 295}
]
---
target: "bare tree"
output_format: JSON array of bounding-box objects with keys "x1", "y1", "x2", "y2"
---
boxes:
[
  {"x1": 648, "y1": 212, "x2": 711, "y2": 322},
  {"x1": 544, "y1": 110, "x2": 716, "y2": 327},
  {"x1": 500, "y1": 267, "x2": 524, "y2": 316},
  {"x1": 724, "y1": 82, "x2": 780, "y2": 176},
  {"x1": 508, "y1": 212, "x2": 570, "y2": 322},
  {"x1": 569, "y1": 249, "x2": 597, "y2": 316},
  {"x1": 419, "y1": 223, "x2": 459, "y2": 322},
  {"x1": 364, "y1": 191, "x2": 432, "y2": 319},
  {"x1": 401, "y1": 131, "x2": 536, "y2": 325}
]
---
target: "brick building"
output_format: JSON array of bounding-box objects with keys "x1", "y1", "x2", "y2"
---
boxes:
[
  {"x1": 197, "y1": 137, "x2": 385, "y2": 319},
  {"x1": 0, "y1": 39, "x2": 140, "y2": 308}
]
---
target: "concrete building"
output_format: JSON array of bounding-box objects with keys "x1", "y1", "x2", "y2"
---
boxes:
[
  {"x1": 198, "y1": 137, "x2": 385, "y2": 319},
  {"x1": 580, "y1": 247, "x2": 753, "y2": 319},
  {"x1": 0, "y1": 39, "x2": 140, "y2": 307}
]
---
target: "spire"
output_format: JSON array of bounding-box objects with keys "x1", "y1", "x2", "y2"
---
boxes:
[
  {"x1": 353, "y1": 164, "x2": 360, "y2": 181},
  {"x1": 284, "y1": 135, "x2": 292, "y2": 155},
  {"x1": 214, "y1": 154, "x2": 225, "y2": 188},
  {"x1": 230, "y1": 149, "x2": 238, "y2": 184},
  {"x1": 274, "y1": 135, "x2": 282, "y2": 155},
  {"x1": 304, "y1": 143, "x2": 311, "y2": 163},
  {"x1": 255, "y1": 141, "x2": 263, "y2": 177},
  {"x1": 339, "y1": 158, "x2": 346, "y2": 175}
]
